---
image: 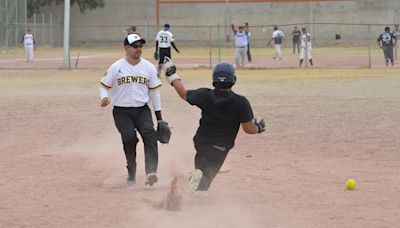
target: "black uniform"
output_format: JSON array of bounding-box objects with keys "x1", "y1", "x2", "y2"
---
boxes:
[
  {"x1": 378, "y1": 32, "x2": 396, "y2": 60},
  {"x1": 292, "y1": 28, "x2": 301, "y2": 54},
  {"x1": 186, "y1": 88, "x2": 254, "y2": 190}
]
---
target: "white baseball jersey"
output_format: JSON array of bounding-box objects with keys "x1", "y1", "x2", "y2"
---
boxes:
[
  {"x1": 272, "y1": 30, "x2": 284, "y2": 44},
  {"x1": 100, "y1": 58, "x2": 161, "y2": 107},
  {"x1": 234, "y1": 31, "x2": 248, "y2": 47},
  {"x1": 23, "y1": 33, "x2": 34, "y2": 45},
  {"x1": 156, "y1": 30, "x2": 175, "y2": 48},
  {"x1": 301, "y1": 33, "x2": 312, "y2": 47},
  {"x1": 394, "y1": 29, "x2": 400, "y2": 47}
]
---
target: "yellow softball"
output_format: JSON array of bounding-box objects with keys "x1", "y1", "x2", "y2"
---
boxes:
[{"x1": 346, "y1": 179, "x2": 356, "y2": 190}]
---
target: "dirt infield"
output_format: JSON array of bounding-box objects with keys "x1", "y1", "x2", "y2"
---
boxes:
[{"x1": 1, "y1": 68, "x2": 400, "y2": 227}]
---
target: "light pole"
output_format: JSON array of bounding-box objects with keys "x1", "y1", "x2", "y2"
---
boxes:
[{"x1": 62, "y1": 0, "x2": 70, "y2": 69}]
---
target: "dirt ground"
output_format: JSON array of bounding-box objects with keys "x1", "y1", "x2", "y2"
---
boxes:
[{"x1": 1, "y1": 68, "x2": 400, "y2": 228}]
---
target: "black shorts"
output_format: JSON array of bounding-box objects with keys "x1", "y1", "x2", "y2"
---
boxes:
[{"x1": 159, "y1": 47, "x2": 171, "y2": 65}]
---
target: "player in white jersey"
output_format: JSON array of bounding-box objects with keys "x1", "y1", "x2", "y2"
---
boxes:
[
  {"x1": 267, "y1": 25, "x2": 285, "y2": 60},
  {"x1": 393, "y1": 24, "x2": 400, "y2": 60},
  {"x1": 20, "y1": 29, "x2": 36, "y2": 62},
  {"x1": 299, "y1": 27, "x2": 313, "y2": 67},
  {"x1": 154, "y1": 24, "x2": 180, "y2": 77},
  {"x1": 231, "y1": 23, "x2": 249, "y2": 68},
  {"x1": 99, "y1": 33, "x2": 165, "y2": 186}
]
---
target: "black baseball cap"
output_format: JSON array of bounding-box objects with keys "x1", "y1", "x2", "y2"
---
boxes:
[{"x1": 123, "y1": 33, "x2": 146, "y2": 46}]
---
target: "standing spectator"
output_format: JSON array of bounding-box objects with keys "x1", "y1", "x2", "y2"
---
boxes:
[
  {"x1": 292, "y1": 25, "x2": 301, "y2": 54},
  {"x1": 267, "y1": 25, "x2": 285, "y2": 60},
  {"x1": 245, "y1": 22, "x2": 252, "y2": 63},
  {"x1": 377, "y1": 26, "x2": 397, "y2": 67},
  {"x1": 99, "y1": 33, "x2": 164, "y2": 186},
  {"x1": 231, "y1": 23, "x2": 249, "y2": 67},
  {"x1": 20, "y1": 29, "x2": 36, "y2": 63},
  {"x1": 299, "y1": 27, "x2": 313, "y2": 67},
  {"x1": 393, "y1": 24, "x2": 400, "y2": 60},
  {"x1": 154, "y1": 24, "x2": 180, "y2": 77},
  {"x1": 127, "y1": 25, "x2": 137, "y2": 35}
]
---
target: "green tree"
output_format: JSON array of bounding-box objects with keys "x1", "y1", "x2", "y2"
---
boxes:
[{"x1": 27, "y1": 0, "x2": 105, "y2": 17}]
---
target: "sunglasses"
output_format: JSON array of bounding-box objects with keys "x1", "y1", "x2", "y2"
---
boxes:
[{"x1": 130, "y1": 44, "x2": 143, "y2": 49}]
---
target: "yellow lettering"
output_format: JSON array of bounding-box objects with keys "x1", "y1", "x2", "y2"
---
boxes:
[
  {"x1": 139, "y1": 77, "x2": 144, "y2": 84},
  {"x1": 126, "y1": 76, "x2": 130, "y2": 83},
  {"x1": 121, "y1": 77, "x2": 126, "y2": 84},
  {"x1": 132, "y1": 76, "x2": 138, "y2": 83},
  {"x1": 117, "y1": 78, "x2": 121, "y2": 85}
]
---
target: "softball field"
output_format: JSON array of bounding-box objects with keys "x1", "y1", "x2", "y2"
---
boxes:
[{"x1": 1, "y1": 47, "x2": 400, "y2": 228}]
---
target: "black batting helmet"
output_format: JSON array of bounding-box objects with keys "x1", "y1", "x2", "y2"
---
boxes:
[
  {"x1": 385, "y1": 26, "x2": 390, "y2": 32},
  {"x1": 212, "y1": 63, "x2": 236, "y2": 89}
]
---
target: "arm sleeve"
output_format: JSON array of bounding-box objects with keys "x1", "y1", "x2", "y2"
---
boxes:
[
  {"x1": 150, "y1": 90, "x2": 161, "y2": 111},
  {"x1": 99, "y1": 86, "x2": 109, "y2": 99},
  {"x1": 148, "y1": 64, "x2": 162, "y2": 90},
  {"x1": 238, "y1": 97, "x2": 254, "y2": 123},
  {"x1": 170, "y1": 32, "x2": 175, "y2": 42},
  {"x1": 99, "y1": 65, "x2": 117, "y2": 98}
]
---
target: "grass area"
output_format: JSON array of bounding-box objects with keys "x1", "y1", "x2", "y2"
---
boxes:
[
  {"x1": 1, "y1": 68, "x2": 399, "y2": 87},
  {"x1": 0, "y1": 46, "x2": 385, "y2": 59}
]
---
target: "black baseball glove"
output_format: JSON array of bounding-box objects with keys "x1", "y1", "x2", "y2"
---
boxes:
[
  {"x1": 154, "y1": 52, "x2": 159, "y2": 61},
  {"x1": 157, "y1": 120, "x2": 171, "y2": 144}
]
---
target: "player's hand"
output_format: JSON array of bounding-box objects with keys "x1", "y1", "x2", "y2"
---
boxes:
[
  {"x1": 162, "y1": 57, "x2": 181, "y2": 85},
  {"x1": 100, "y1": 97, "x2": 110, "y2": 107},
  {"x1": 253, "y1": 118, "x2": 266, "y2": 133}
]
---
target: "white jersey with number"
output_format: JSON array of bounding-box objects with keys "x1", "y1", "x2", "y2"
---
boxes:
[
  {"x1": 23, "y1": 33, "x2": 34, "y2": 45},
  {"x1": 100, "y1": 58, "x2": 161, "y2": 107},
  {"x1": 156, "y1": 30, "x2": 175, "y2": 48},
  {"x1": 301, "y1": 33, "x2": 312, "y2": 47}
]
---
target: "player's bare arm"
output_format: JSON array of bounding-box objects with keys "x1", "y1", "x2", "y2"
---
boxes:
[{"x1": 171, "y1": 42, "x2": 180, "y2": 53}]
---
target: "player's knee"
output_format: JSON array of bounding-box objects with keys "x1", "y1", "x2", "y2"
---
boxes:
[{"x1": 121, "y1": 132, "x2": 139, "y2": 145}]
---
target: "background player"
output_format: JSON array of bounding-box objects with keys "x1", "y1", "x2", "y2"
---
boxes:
[
  {"x1": 154, "y1": 24, "x2": 180, "y2": 77},
  {"x1": 377, "y1": 26, "x2": 397, "y2": 67},
  {"x1": 299, "y1": 27, "x2": 313, "y2": 67},
  {"x1": 127, "y1": 25, "x2": 137, "y2": 35},
  {"x1": 20, "y1": 28, "x2": 36, "y2": 63},
  {"x1": 99, "y1": 33, "x2": 164, "y2": 186},
  {"x1": 245, "y1": 22, "x2": 252, "y2": 63},
  {"x1": 292, "y1": 25, "x2": 301, "y2": 54},
  {"x1": 267, "y1": 25, "x2": 285, "y2": 60},
  {"x1": 231, "y1": 23, "x2": 249, "y2": 68},
  {"x1": 162, "y1": 58, "x2": 266, "y2": 193}
]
